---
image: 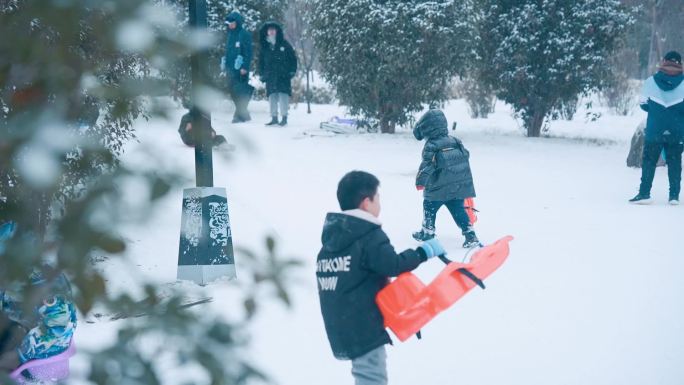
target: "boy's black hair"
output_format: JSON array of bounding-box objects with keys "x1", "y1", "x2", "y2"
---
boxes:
[{"x1": 336, "y1": 171, "x2": 379, "y2": 211}]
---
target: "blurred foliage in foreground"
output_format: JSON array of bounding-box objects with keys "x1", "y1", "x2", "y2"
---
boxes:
[{"x1": 0, "y1": 1, "x2": 300, "y2": 384}]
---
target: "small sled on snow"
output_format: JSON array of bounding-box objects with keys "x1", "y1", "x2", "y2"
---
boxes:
[
  {"x1": 10, "y1": 343, "x2": 76, "y2": 384},
  {"x1": 319, "y1": 116, "x2": 359, "y2": 134},
  {"x1": 376, "y1": 236, "x2": 513, "y2": 342}
]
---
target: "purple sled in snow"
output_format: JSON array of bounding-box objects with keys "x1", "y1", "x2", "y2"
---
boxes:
[{"x1": 9, "y1": 343, "x2": 76, "y2": 383}]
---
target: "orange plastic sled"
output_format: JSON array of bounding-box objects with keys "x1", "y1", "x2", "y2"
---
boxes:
[
  {"x1": 464, "y1": 197, "x2": 478, "y2": 225},
  {"x1": 376, "y1": 236, "x2": 513, "y2": 342}
]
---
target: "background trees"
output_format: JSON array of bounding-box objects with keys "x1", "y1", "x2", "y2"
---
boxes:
[{"x1": 308, "y1": 0, "x2": 476, "y2": 133}]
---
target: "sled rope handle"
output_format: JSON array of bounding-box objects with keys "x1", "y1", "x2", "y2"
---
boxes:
[
  {"x1": 456, "y1": 268, "x2": 486, "y2": 289},
  {"x1": 437, "y1": 255, "x2": 486, "y2": 289}
]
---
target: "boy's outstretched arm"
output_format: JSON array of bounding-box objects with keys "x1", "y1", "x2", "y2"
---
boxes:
[{"x1": 363, "y1": 232, "x2": 427, "y2": 277}]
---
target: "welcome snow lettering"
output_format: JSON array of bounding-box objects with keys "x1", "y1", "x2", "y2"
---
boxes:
[{"x1": 317, "y1": 256, "x2": 351, "y2": 291}]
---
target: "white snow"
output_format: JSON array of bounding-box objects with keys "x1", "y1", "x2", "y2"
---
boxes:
[{"x1": 76, "y1": 97, "x2": 683, "y2": 385}]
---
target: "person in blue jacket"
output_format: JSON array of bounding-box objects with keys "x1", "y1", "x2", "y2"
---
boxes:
[
  {"x1": 0, "y1": 222, "x2": 77, "y2": 373},
  {"x1": 222, "y1": 11, "x2": 253, "y2": 123},
  {"x1": 630, "y1": 51, "x2": 684, "y2": 205}
]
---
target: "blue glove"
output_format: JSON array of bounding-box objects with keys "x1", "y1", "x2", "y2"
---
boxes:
[
  {"x1": 234, "y1": 55, "x2": 244, "y2": 71},
  {"x1": 419, "y1": 238, "x2": 446, "y2": 259}
]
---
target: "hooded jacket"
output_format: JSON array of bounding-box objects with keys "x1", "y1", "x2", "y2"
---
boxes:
[
  {"x1": 258, "y1": 21, "x2": 298, "y2": 96},
  {"x1": 639, "y1": 65, "x2": 684, "y2": 144},
  {"x1": 0, "y1": 271, "x2": 77, "y2": 363},
  {"x1": 223, "y1": 12, "x2": 253, "y2": 80},
  {"x1": 414, "y1": 110, "x2": 476, "y2": 201},
  {"x1": 316, "y1": 210, "x2": 426, "y2": 360}
]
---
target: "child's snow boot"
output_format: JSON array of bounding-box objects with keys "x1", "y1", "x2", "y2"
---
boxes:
[
  {"x1": 412, "y1": 228, "x2": 435, "y2": 242},
  {"x1": 279, "y1": 116, "x2": 288, "y2": 126},
  {"x1": 463, "y1": 230, "x2": 482, "y2": 248},
  {"x1": 265, "y1": 117, "x2": 279, "y2": 126}
]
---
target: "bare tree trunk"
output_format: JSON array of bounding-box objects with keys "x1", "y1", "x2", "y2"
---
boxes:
[
  {"x1": 379, "y1": 119, "x2": 395, "y2": 134},
  {"x1": 306, "y1": 68, "x2": 311, "y2": 114},
  {"x1": 526, "y1": 110, "x2": 545, "y2": 137},
  {"x1": 379, "y1": 107, "x2": 396, "y2": 134},
  {"x1": 647, "y1": 0, "x2": 663, "y2": 75}
]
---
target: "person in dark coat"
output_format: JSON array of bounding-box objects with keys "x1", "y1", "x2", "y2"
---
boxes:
[
  {"x1": 412, "y1": 109, "x2": 480, "y2": 248},
  {"x1": 258, "y1": 21, "x2": 298, "y2": 126},
  {"x1": 317, "y1": 171, "x2": 445, "y2": 385},
  {"x1": 178, "y1": 112, "x2": 227, "y2": 147},
  {"x1": 630, "y1": 51, "x2": 684, "y2": 205},
  {"x1": 222, "y1": 11, "x2": 253, "y2": 123}
]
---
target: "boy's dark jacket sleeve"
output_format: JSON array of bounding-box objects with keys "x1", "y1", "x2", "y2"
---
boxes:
[
  {"x1": 363, "y1": 230, "x2": 425, "y2": 277},
  {"x1": 416, "y1": 142, "x2": 437, "y2": 187}
]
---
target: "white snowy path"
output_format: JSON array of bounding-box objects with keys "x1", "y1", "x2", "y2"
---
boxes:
[{"x1": 80, "y1": 99, "x2": 683, "y2": 385}]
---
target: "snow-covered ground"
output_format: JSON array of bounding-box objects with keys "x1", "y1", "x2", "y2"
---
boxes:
[{"x1": 78, "y1": 98, "x2": 683, "y2": 385}]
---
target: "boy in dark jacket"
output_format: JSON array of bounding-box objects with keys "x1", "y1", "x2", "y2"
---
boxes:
[
  {"x1": 411, "y1": 109, "x2": 481, "y2": 248},
  {"x1": 630, "y1": 51, "x2": 684, "y2": 205},
  {"x1": 317, "y1": 171, "x2": 445, "y2": 385}
]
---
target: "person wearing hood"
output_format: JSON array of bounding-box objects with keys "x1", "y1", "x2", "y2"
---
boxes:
[
  {"x1": 630, "y1": 51, "x2": 684, "y2": 205},
  {"x1": 412, "y1": 109, "x2": 480, "y2": 248},
  {"x1": 258, "y1": 22, "x2": 298, "y2": 126},
  {"x1": 178, "y1": 110, "x2": 228, "y2": 147},
  {"x1": 222, "y1": 11, "x2": 254, "y2": 123},
  {"x1": 316, "y1": 171, "x2": 445, "y2": 385},
  {"x1": 0, "y1": 224, "x2": 77, "y2": 373}
]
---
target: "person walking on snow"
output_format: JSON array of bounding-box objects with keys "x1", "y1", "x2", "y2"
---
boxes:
[
  {"x1": 258, "y1": 21, "x2": 298, "y2": 126},
  {"x1": 222, "y1": 11, "x2": 253, "y2": 123},
  {"x1": 316, "y1": 171, "x2": 446, "y2": 385},
  {"x1": 411, "y1": 109, "x2": 481, "y2": 248},
  {"x1": 630, "y1": 51, "x2": 684, "y2": 205}
]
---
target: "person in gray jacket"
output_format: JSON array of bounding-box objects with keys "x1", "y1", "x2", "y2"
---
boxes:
[{"x1": 412, "y1": 109, "x2": 480, "y2": 248}]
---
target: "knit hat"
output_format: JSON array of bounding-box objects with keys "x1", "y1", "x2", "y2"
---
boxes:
[{"x1": 664, "y1": 51, "x2": 682, "y2": 65}]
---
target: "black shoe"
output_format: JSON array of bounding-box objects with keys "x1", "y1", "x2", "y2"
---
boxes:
[
  {"x1": 232, "y1": 115, "x2": 251, "y2": 123},
  {"x1": 278, "y1": 116, "x2": 288, "y2": 126},
  {"x1": 265, "y1": 117, "x2": 279, "y2": 126},
  {"x1": 629, "y1": 194, "x2": 652, "y2": 205},
  {"x1": 412, "y1": 229, "x2": 435, "y2": 242},
  {"x1": 462, "y1": 231, "x2": 481, "y2": 248},
  {"x1": 212, "y1": 135, "x2": 227, "y2": 146}
]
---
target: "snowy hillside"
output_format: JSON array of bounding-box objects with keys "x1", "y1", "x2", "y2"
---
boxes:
[{"x1": 77, "y1": 98, "x2": 683, "y2": 385}]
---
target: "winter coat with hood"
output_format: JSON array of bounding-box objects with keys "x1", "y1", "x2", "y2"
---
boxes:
[
  {"x1": 414, "y1": 110, "x2": 476, "y2": 201},
  {"x1": 223, "y1": 11, "x2": 253, "y2": 81},
  {"x1": 258, "y1": 22, "x2": 298, "y2": 96},
  {"x1": 639, "y1": 62, "x2": 684, "y2": 144},
  {"x1": 316, "y1": 209, "x2": 426, "y2": 360},
  {"x1": 0, "y1": 266, "x2": 77, "y2": 363}
]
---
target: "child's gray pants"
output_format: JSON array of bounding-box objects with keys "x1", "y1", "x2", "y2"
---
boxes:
[{"x1": 351, "y1": 345, "x2": 387, "y2": 385}]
